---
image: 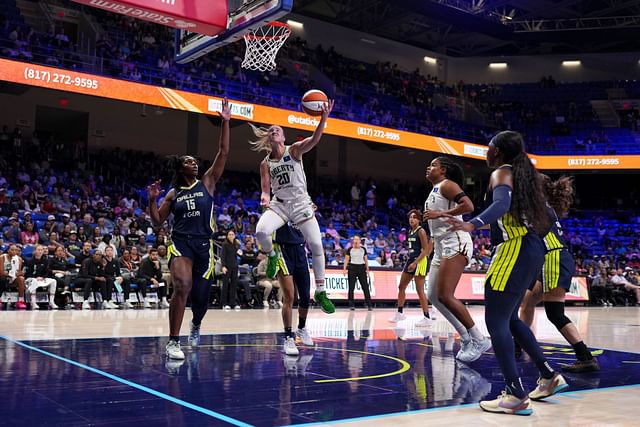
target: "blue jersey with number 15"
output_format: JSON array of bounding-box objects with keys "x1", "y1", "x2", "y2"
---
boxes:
[{"x1": 170, "y1": 180, "x2": 215, "y2": 239}]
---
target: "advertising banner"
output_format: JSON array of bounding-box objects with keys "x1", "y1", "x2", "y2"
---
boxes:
[{"x1": 2, "y1": 58, "x2": 638, "y2": 170}]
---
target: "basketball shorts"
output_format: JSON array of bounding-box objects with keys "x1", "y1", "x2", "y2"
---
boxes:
[
  {"x1": 275, "y1": 242, "x2": 311, "y2": 304},
  {"x1": 485, "y1": 233, "x2": 545, "y2": 295},
  {"x1": 167, "y1": 236, "x2": 215, "y2": 280},
  {"x1": 542, "y1": 249, "x2": 575, "y2": 293},
  {"x1": 269, "y1": 197, "x2": 315, "y2": 225},
  {"x1": 403, "y1": 256, "x2": 429, "y2": 277},
  {"x1": 431, "y1": 231, "x2": 473, "y2": 268}
]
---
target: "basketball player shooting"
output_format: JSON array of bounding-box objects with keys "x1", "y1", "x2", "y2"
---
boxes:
[{"x1": 250, "y1": 100, "x2": 336, "y2": 314}]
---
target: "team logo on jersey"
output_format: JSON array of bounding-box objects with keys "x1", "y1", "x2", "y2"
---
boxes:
[
  {"x1": 283, "y1": 155, "x2": 291, "y2": 162},
  {"x1": 433, "y1": 187, "x2": 439, "y2": 193}
]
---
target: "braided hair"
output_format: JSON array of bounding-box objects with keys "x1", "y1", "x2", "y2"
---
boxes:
[
  {"x1": 541, "y1": 175, "x2": 574, "y2": 217},
  {"x1": 434, "y1": 156, "x2": 465, "y2": 188},
  {"x1": 491, "y1": 131, "x2": 549, "y2": 235},
  {"x1": 167, "y1": 155, "x2": 191, "y2": 189}
]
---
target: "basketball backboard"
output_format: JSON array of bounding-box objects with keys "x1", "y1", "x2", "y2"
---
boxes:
[{"x1": 175, "y1": 0, "x2": 293, "y2": 64}]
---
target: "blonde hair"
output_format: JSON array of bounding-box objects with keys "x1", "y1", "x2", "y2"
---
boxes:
[{"x1": 248, "y1": 123, "x2": 272, "y2": 153}]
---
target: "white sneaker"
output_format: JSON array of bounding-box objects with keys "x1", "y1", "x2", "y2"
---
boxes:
[
  {"x1": 456, "y1": 339, "x2": 473, "y2": 361},
  {"x1": 30, "y1": 297, "x2": 38, "y2": 309},
  {"x1": 263, "y1": 300, "x2": 270, "y2": 307},
  {"x1": 166, "y1": 340, "x2": 185, "y2": 360},
  {"x1": 277, "y1": 301, "x2": 283, "y2": 308},
  {"x1": 143, "y1": 298, "x2": 151, "y2": 309},
  {"x1": 49, "y1": 301, "x2": 59, "y2": 310},
  {"x1": 283, "y1": 337, "x2": 299, "y2": 356},
  {"x1": 296, "y1": 328, "x2": 314, "y2": 346},
  {"x1": 223, "y1": 305, "x2": 231, "y2": 311},
  {"x1": 102, "y1": 301, "x2": 112, "y2": 310},
  {"x1": 160, "y1": 300, "x2": 170, "y2": 309},
  {"x1": 123, "y1": 301, "x2": 134, "y2": 309},
  {"x1": 458, "y1": 337, "x2": 492, "y2": 363},
  {"x1": 389, "y1": 312, "x2": 406, "y2": 323},
  {"x1": 234, "y1": 305, "x2": 241, "y2": 311},
  {"x1": 415, "y1": 317, "x2": 433, "y2": 328},
  {"x1": 82, "y1": 300, "x2": 91, "y2": 310},
  {"x1": 108, "y1": 301, "x2": 119, "y2": 309}
]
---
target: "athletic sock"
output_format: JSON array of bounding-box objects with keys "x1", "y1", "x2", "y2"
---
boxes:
[
  {"x1": 284, "y1": 327, "x2": 294, "y2": 338},
  {"x1": 423, "y1": 311, "x2": 430, "y2": 319},
  {"x1": 315, "y1": 282, "x2": 325, "y2": 293},
  {"x1": 398, "y1": 306, "x2": 404, "y2": 313},
  {"x1": 506, "y1": 379, "x2": 527, "y2": 399},
  {"x1": 298, "y1": 317, "x2": 306, "y2": 330},
  {"x1": 468, "y1": 325, "x2": 484, "y2": 341},
  {"x1": 269, "y1": 250, "x2": 276, "y2": 257},
  {"x1": 572, "y1": 341, "x2": 592, "y2": 361},
  {"x1": 169, "y1": 335, "x2": 179, "y2": 342},
  {"x1": 539, "y1": 360, "x2": 555, "y2": 379}
]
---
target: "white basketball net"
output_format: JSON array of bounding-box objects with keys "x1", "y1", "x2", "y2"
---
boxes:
[{"x1": 242, "y1": 22, "x2": 291, "y2": 72}]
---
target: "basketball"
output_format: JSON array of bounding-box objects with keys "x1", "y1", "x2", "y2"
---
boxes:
[{"x1": 301, "y1": 89, "x2": 329, "y2": 116}]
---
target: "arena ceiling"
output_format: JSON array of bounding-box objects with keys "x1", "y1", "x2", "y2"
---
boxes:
[{"x1": 292, "y1": 0, "x2": 640, "y2": 56}]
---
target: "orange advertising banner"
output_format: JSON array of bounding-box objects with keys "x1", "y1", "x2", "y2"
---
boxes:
[{"x1": 2, "y1": 58, "x2": 638, "y2": 170}]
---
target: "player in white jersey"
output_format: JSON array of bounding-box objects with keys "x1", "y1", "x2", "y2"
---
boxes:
[
  {"x1": 424, "y1": 157, "x2": 491, "y2": 363},
  {"x1": 251, "y1": 100, "x2": 335, "y2": 314}
]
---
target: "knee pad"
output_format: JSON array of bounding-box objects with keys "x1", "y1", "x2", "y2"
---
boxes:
[{"x1": 544, "y1": 301, "x2": 571, "y2": 330}]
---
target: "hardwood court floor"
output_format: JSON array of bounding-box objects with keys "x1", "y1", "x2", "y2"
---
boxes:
[{"x1": 1, "y1": 306, "x2": 638, "y2": 426}]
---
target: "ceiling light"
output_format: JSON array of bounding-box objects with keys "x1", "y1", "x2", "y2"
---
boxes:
[
  {"x1": 489, "y1": 62, "x2": 507, "y2": 68},
  {"x1": 424, "y1": 56, "x2": 437, "y2": 64},
  {"x1": 360, "y1": 38, "x2": 376, "y2": 45},
  {"x1": 286, "y1": 19, "x2": 304, "y2": 29},
  {"x1": 562, "y1": 60, "x2": 581, "y2": 66}
]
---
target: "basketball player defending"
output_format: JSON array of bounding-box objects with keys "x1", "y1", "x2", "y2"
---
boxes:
[
  {"x1": 148, "y1": 99, "x2": 231, "y2": 360},
  {"x1": 251, "y1": 101, "x2": 335, "y2": 314}
]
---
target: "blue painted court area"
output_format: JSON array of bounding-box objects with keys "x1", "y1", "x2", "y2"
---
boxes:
[{"x1": 2, "y1": 332, "x2": 639, "y2": 426}]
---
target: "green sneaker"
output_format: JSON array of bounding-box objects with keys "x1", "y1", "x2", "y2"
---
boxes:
[
  {"x1": 314, "y1": 290, "x2": 335, "y2": 314},
  {"x1": 266, "y1": 253, "x2": 280, "y2": 279}
]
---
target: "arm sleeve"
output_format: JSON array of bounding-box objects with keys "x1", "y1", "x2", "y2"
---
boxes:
[{"x1": 470, "y1": 185, "x2": 512, "y2": 229}]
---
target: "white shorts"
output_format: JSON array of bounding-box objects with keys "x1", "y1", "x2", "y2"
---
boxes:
[
  {"x1": 431, "y1": 231, "x2": 473, "y2": 268},
  {"x1": 269, "y1": 197, "x2": 315, "y2": 225}
]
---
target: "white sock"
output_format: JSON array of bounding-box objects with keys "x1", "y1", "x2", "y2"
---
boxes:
[
  {"x1": 315, "y1": 281, "x2": 325, "y2": 293},
  {"x1": 269, "y1": 250, "x2": 276, "y2": 257},
  {"x1": 469, "y1": 325, "x2": 484, "y2": 341},
  {"x1": 162, "y1": 297, "x2": 168, "y2": 303}
]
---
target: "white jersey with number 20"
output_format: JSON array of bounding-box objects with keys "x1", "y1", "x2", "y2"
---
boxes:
[{"x1": 267, "y1": 146, "x2": 309, "y2": 201}]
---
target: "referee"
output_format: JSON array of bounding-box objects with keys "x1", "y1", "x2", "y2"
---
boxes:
[{"x1": 343, "y1": 236, "x2": 373, "y2": 310}]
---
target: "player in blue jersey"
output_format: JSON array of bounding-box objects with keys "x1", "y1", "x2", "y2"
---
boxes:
[
  {"x1": 273, "y1": 222, "x2": 314, "y2": 356},
  {"x1": 518, "y1": 176, "x2": 599, "y2": 373},
  {"x1": 148, "y1": 99, "x2": 231, "y2": 360},
  {"x1": 447, "y1": 131, "x2": 567, "y2": 416}
]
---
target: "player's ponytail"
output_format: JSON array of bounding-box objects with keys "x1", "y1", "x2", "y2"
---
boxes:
[
  {"x1": 492, "y1": 131, "x2": 549, "y2": 235},
  {"x1": 542, "y1": 175, "x2": 574, "y2": 217},
  {"x1": 248, "y1": 123, "x2": 272, "y2": 153},
  {"x1": 435, "y1": 156, "x2": 465, "y2": 188}
]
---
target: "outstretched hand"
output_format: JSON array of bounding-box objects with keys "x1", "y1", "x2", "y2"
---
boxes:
[
  {"x1": 320, "y1": 99, "x2": 334, "y2": 119},
  {"x1": 147, "y1": 180, "x2": 163, "y2": 200},
  {"x1": 218, "y1": 98, "x2": 231, "y2": 121},
  {"x1": 444, "y1": 216, "x2": 475, "y2": 233}
]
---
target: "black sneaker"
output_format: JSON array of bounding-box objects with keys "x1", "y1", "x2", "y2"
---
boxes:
[{"x1": 561, "y1": 358, "x2": 600, "y2": 373}]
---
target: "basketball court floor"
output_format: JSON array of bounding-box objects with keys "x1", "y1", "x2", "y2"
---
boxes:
[{"x1": 2, "y1": 306, "x2": 639, "y2": 426}]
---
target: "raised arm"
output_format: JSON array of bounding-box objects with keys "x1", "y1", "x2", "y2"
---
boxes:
[
  {"x1": 446, "y1": 168, "x2": 512, "y2": 232},
  {"x1": 290, "y1": 100, "x2": 333, "y2": 160},
  {"x1": 147, "y1": 181, "x2": 175, "y2": 228},
  {"x1": 202, "y1": 98, "x2": 231, "y2": 195},
  {"x1": 424, "y1": 180, "x2": 474, "y2": 221},
  {"x1": 260, "y1": 160, "x2": 271, "y2": 208}
]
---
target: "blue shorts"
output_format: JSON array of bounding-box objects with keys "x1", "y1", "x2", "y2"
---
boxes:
[
  {"x1": 168, "y1": 236, "x2": 215, "y2": 280},
  {"x1": 275, "y1": 242, "x2": 311, "y2": 305},
  {"x1": 486, "y1": 233, "x2": 545, "y2": 295},
  {"x1": 542, "y1": 249, "x2": 575, "y2": 293}
]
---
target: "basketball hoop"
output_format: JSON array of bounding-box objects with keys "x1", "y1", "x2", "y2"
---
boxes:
[{"x1": 241, "y1": 21, "x2": 291, "y2": 72}]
